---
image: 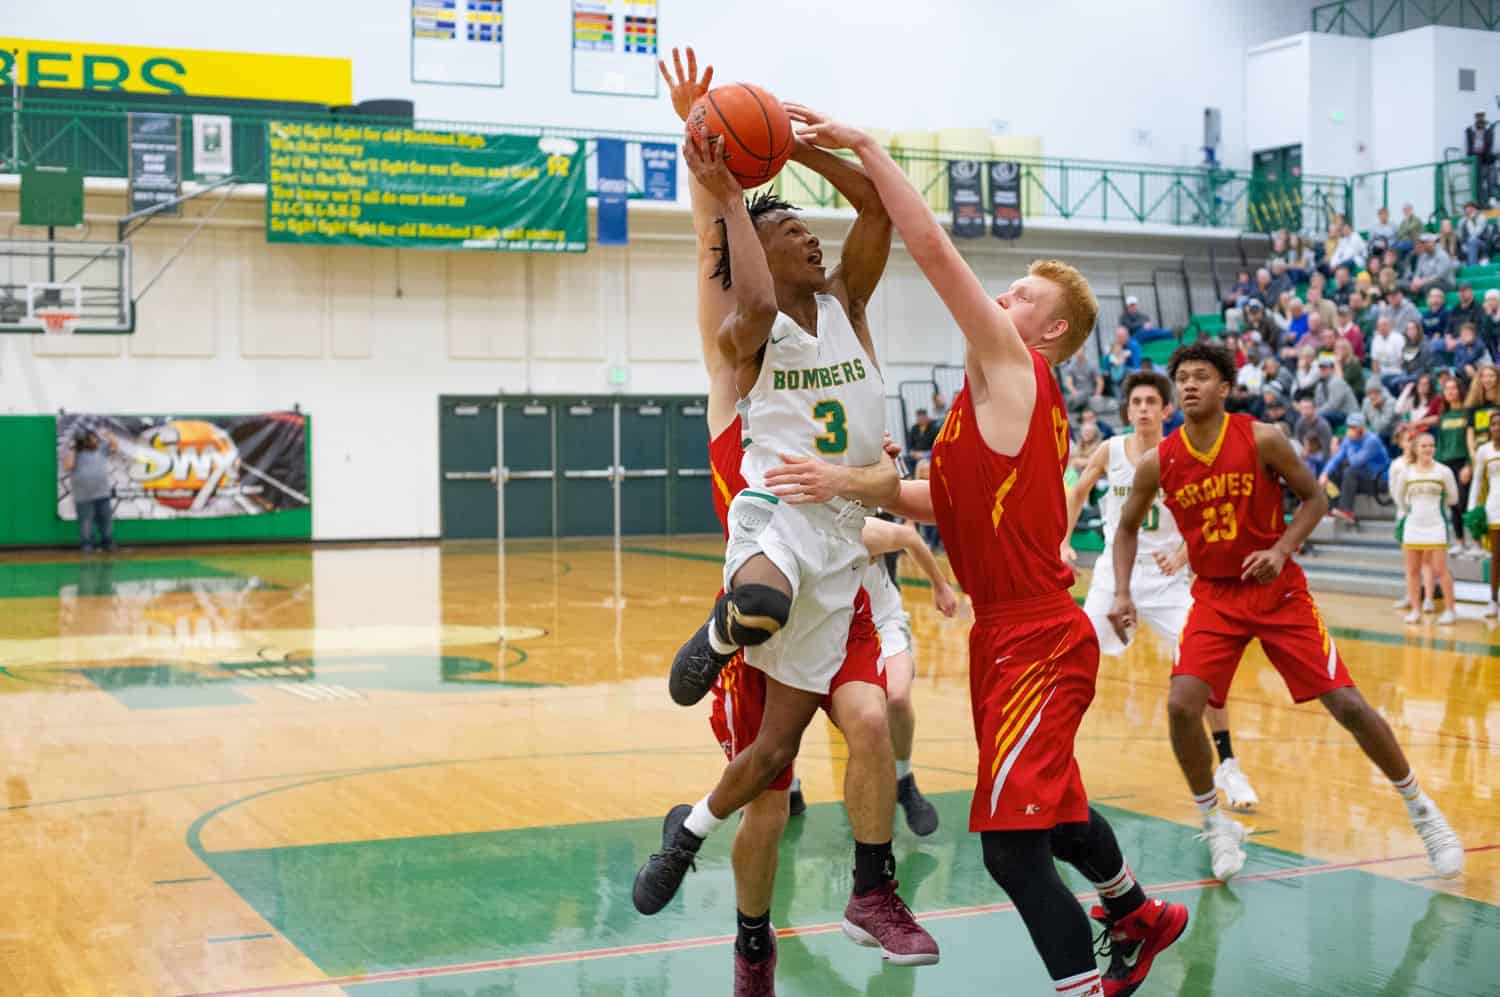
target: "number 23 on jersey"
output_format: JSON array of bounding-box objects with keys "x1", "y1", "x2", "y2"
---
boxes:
[{"x1": 1202, "y1": 502, "x2": 1238, "y2": 543}]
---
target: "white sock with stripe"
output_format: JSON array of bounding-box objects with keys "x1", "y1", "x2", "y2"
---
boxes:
[
  {"x1": 1194, "y1": 788, "x2": 1220, "y2": 821},
  {"x1": 1093, "y1": 863, "x2": 1138, "y2": 901},
  {"x1": 1053, "y1": 968, "x2": 1104, "y2": 996},
  {"x1": 1392, "y1": 770, "x2": 1429, "y2": 817}
]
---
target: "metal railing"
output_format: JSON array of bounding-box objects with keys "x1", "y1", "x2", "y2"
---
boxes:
[
  {"x1": 1312, "y1": 0, "x2": 1500, "y2": 36},
  {"x1": 1349, "y1": 157, "x2": 1478, "y2": 228}
]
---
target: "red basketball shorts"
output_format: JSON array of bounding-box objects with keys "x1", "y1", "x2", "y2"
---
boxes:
[
  {"x1": 1175, "y1": 560, "x2": 1353, "y2": 709},
  {"x1": 968, "y1": 590, "x2": 1099, "y2": 832},
  {"x1": 708, "y1": 589, "x2": 883, "y2": 791}
]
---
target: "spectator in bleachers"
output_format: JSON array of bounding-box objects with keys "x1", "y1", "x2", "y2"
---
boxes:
[
  {"x1": 1119, "y1": 296, "x2": 1168, "y2": 342},
  {"x1": 1369, "y1": 316, "x2": 1405, "y2": 384},
  {"x1": 1307, "y1": 284, "x2": 1339, "y2": 331},
  {"x1": 1400, "y1": 319, "x2": 1441, "y2": 382},
  {"x1": 905, "y1": 408, "x2": 940, "y2": 470},
  {"x1": 1058, "y1": 353, "x2": 1107, "y2": 417},
  {"x1": 1241, "y1": 299, "x2": 1280, "y2": 350},
  {"x1": 1267, "y1": 259, "x2": 1295, "y2": 299},
  {"x1": 1369, "y1": 206, "x2": 1398, "y2": 255},
  {"x1": 1350, "y1": 288, "x2": 1379, "y2": 336},
  {"x1": 1223, "y1": 270, "x2": 1255, "y2": 318},
  {"x1": 1459, "y1": 202, "x2": 1491, "y2": 266},
  {"x1": 1335, "y1": 303, "x2": 1365, "y2": 359},
  {"x1": 1397, "y1": 372, "x2": 1442, "y2": 435},
  {"x1": 1285, "y1": 297, "x2": 1309, "y2": 343},
  {"x1": 1450, "y1": 322, "x2": 1490, "y2": 378},
  {"x1": 1234, "y1": 348, "x2": 1264, "y2": 392},
  {"x1": 1481, "y1": 289, "x2": 1500, "y2": 354},
  {"x1": 1437, "y1": 218, "x2": 1460, "y2": 261},
  {"x1": 1223, "y1": 332, "x2": 1249, "y2": 369},
  {"x1": 1377, "y1": 265, "x2": 1400, "y2": 299},
  {"x1": 930, "y1": 390, "x2": 949, "y2": 423},
  {"x1": 1250, "y1": 267, "x2": 1275, "y2": 307},
  {"x1": 1261, "y1": 355, "x2": 1295, "y2": 397},
  {"x1": 1465, "y1": 363, "x2": 1500, "y2": 456},
  {"x1": 1321, "y1": 217, "x2": 1344, "y2": 276},
  {"x1": 1315, "y1": 354, "x2": 1359, "y2": 428},
  {"x1": 1331, "y1": 221, "x2": 1368, "y2": 273},
  {"x1": 1302, "y1": 431, "x2": 1331, "y2": 477},
  {"x1": 1334, "y1": 339, "x2": 1365, "y2": 398},
  {"x1": 1298, "y1": 312, "x2": 1327, "y2": 353},
  {"x1": 1422, "y1": 286, "x2": 1452, "y2": 339},
  {"x1": 1408, "y1": 233, "x2": 1456, "y2": 297},
  {"x1": 1261, "y1": 387, "x2": 1294, "y2": 436},
  {"x1": 1363, "y1": 380, "x2": 1397, "y2": 441},
  {"x1": 1320, "y1": 412, "x2": 1390, "y2": 524},
  {"x1": 1435, "y1": 374, "x2": 1477, "y2": 555},
  {"x1": 1469, "y1": 111, "x2": 1497, "y2": 206},
  {"x1": 1294, "y1": 391, "x2": 1334, "y2": 454},
  {"x1": 1070, "y1": 419, "x2": 1105, "y2": 476},
  {"x1": 1380, "y1": 287, "x2": 1422, "y2": 336},
  {"x1": 1395, "y1": 203, "x2": 1424, "y2": 254},
  {"x1": 1293, "y1": 343, "x2": 1320, "y2": 391},
  {"x1": 1104, "y1": 326, "x2": 1140, "y2": 393},
  {"x1": 1331, "y1": 265, "x2": 1355, "y2": 307},
  {"x1": 1450, "y1": 282, "x2": 1484, "y2": 339},
  {"x1": 1288, "y1": 233, "x2": 1317, "y2": 283}
]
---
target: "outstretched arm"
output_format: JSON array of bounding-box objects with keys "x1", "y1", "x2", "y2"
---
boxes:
[
  {"x1": 1062, "y1": 443, "x2": 1110, "y2": 565},
  {"x1": 1108, "y1": 447, "x2": 1160, "y2": 642},
  {"x1": 1245, "y1": 422, "x2": 1325, "y2": 583},
  {"x1": 899, "y1": 523, "x2": 959, "y2": 616}
]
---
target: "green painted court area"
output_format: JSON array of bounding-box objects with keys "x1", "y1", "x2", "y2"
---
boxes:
[
  {"x1": 194, "y1": 793, "x2": 1498, "y2": 995},
  {"x1": 0, "y1": 556, "x2": 263, "y2": 599}
]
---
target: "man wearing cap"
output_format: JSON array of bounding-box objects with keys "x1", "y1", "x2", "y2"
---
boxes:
[
  {"x1": 1319, "y1": 412, "x2": 1391, "y2": 525},
  {"x1": 1261, "y1": 355, "x2": 1295, "y2": 397},
  {"x1": 1363, "y1": 381, "x2": 1397, "y2": 441},
  {"x1": 1241, "y1": 298, "x2": 1279, "y2": 349},
  {"x1": 1380, "y1": 287, "x2": 1422, "y2": 337},
  {"x1": 1408, "y1": 233, "x2": 1456, "y2": 297},
  {"x1": 1120, "y1": 294, "x2": 1157, "y2": 340},
  {"x1": 1315, "y1": 354, "x2": 1359, "y2": 429},
  {"x1": 1450, "y1": 280, "x2": 1484, "y2": 336},
  {"x1": 1261, "y1": 388, "x2": 1294, "y2": 437}
]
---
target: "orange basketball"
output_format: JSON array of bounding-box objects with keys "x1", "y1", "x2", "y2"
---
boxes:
[{"x1": 685, "y1": 83, "x2": 794, "y2": 189}]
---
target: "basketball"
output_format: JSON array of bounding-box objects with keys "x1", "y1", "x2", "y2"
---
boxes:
[{"x1": 685, "y1": 83, "x2": 794, "y2": 189}]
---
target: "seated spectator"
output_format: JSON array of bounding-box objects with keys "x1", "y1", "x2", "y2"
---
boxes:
[
  {"x1": 1297, "y1": 311, "x2": 1327, "y2": 351},
  {"x1": 1449, "y1": 281, "x2": 1484, "y2": 341},
  {"x1": 1293, "y1": 343, "x2": 1321, "y2": 391},
  {"x1": 1334, "y1": 338, "x2": 1365, "y2": 398},
  {"x1": 1458, "y1": 202, "x2": 1492, "y2": 266},
  {"x1": 1075, "y1": 407, "x2": 1114, "y2": 444},
  {"x1": 1240, "y1": 299, "x2": 1280, "y2": 351},
  {"x1": 1059, "y1": 353, "x2": 1100, "y2": 414},
  {"x1": 1287, "y1": 233, "x2": 1317, "y2": 283},
  {"x1": 1315, "y1": 354, "x2": 1359, "y2": 428},
  {"x1": 1250, "y1": 267, "x2": 1275, "y2": 307},
  {"x1": 1070, "y1": 420, "x2": 1104, "y2": 474},
  {"x1": 1368, "y1": 316, "x2": 1405, "y2": 380},
  {"x1": 1268, "y1": 259, "x2": 1296, "y2": 300},
  {"x1": 1450, "y1": 322, "x2": 1490, "y2": 377},
  {"x1": 1262, "y1": 355, "x2": 1295, "y2": 397},
  {"x1": 1350, "y1": 288, "x2": 1379, "y2": 336},
  {"x1": 1399, "y1": 319, "x2": 1439, "y2": 381},
  {"x1": 1437, "y1": 217, "x2": 1460, "y2": 261},
  {"x1": 1302, "y1": 431, "x2": 1331, "y2": 477},
  {"x1": 905, "y1": 407, "x2": 940, "y2": 469},
  {"x1": 929, "y1": 391, "x2": 949, "y2": 422},
  {"x1": 1330, "y1": 221, "x2": 1368, "y2": 273},
  {"x1": 1422, "y1": 285, "x2": 1452, "y2": 340},
  {"x1": 1294, "y1": 392, "x2": 1334, "y2": 454},
  {"x1": 1396, "y1": 372, "x2": 1442, "y2": 434},
  {"x1": 1319, "y1": 413, "x2": 1391, "y2": 524},
  {"x1": 1363, "y1": 380, "x2": 1397, "y2": 441},
  {"x1": 1394, "y1": 202, "x2": 1424, "y2": 254},
  {"x1": 1368, "y1": 205, "x2": 1398, "y2": 255},
  {"x1": 1223, "y1": 269, "x2": 1255, "y2": 314},
  {"x1": 1380, "y1": 287, "x2": 1422, "y2": 336},
  {"x1": 1285, "y1": 297, "x2": 1309, "y2": 343},
  {"x1": 1377, "y1": 265, "x2": 1400, "y2": 299},
  {"x1": 1407, "y1": 234, "x2": 1456, "y2": 297},
  {"x1": 1331, "y1": 265, "x2": 1355, "y2": 307},
  {"x1": 1482, "y1": 289, "x2": 1500, "y2": 355},
  {"x1": 1235, "y1": 349, "x2": 1265, "y2": 394},
  {"x1": 1104, "y1": 326, "x2": 1140, "y2": 393},
  {"x1": 1224, "y1": 332, "x2": 1249, "y2": 369},
  {"x1": 1321, "y1": 217, "x2": 1344, "y2": 276},
  {"x1": 1335, "y1": 303, "x2": 1365, "y2": 359},
  {"x1": 1261, "y1": 387, "x2": 1294, "y2": 436},
  {"x1": 1119, "y1": 296, "x2": 1148, "y2": 338},
  {"x1": 1306, "y1": 284, "x2": 1338, "y2": 331}
]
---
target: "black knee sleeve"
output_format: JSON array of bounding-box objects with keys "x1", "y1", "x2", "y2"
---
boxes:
[{"x1": 715, "y1": 584, "x2": 791, "y2": 647}]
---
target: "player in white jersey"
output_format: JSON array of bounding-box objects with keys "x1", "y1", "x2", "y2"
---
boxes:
[
  {"x1": 636, "y1": 89, "x2": 939, "y2": 967},
  {"x1": 1397, "y1": 433, "x2": 1460, "y2": 624},
  {"x1": 1063, "y1": 372, "x2": 1260, "y2": 810},
  {"x1": 1468, "y1": 417, "x2": 1500, "y2": 617}
]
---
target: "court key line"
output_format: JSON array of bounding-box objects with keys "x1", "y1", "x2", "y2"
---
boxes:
[{"x1": 178, "y1": 842, "x2": 1500, "y2": 996}]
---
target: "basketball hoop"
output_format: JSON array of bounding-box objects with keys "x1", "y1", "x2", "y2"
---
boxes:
[{"x1": 35, "y1": 310, "x2": 79, "y2": 336}]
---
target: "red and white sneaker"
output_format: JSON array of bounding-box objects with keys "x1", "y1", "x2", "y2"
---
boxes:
[
  {"x1": 841, "y1": 880, "x2": 940, "y2": 966},
  {"x1": 1090, "y1": 897, "x2": 1189, "y2": 997},
  {"x1": 733, "y1": 929, "x2": 776, "y2": 997}
]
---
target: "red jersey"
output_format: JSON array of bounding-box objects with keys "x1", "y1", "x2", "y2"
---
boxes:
[
  {"x1": 709, "y1": 416, "x2": 749, "y2": 537},
  {"x1": 1158, "y1": 413, "x2": 1285, "y2": 581},
  {"x1": 930, "y1": 352, "x2": 1074, "y2": 605}
]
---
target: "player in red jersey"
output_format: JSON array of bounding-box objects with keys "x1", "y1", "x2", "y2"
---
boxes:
[
  {"x1": 1108, "y1": 341, "x2": 1464, "y2": 883},
  {"x1": 642, "y1": 51, "x2": 937, "y2": 996},
  {"x1": 785, "y1": 109, "x2": 1186, "y2": 997}
]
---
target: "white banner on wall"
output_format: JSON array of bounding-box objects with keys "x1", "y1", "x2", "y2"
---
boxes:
[
  {"x1": 412, "y1": 0, "x2": 505, "y2": 87},
  {"x1": 192, "y1": 115, "x2": 234, "y2": 177},
  {"x1": 571, "y1": 0, "x2": 658, "y2": 97}
]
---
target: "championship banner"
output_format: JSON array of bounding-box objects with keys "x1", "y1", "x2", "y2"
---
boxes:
[
  {"x1": 266, "y1": 122, "x2": 588, "y2": 252},
  {"x1": 989, "y1": 161, "x2": 1023, "y2": 240},
  {"x1": 947, "y1": 160, "x2": 984, "y2": 238},
  {"x1": 56, "y1": 413, "x2": 310, "y2": 521}
]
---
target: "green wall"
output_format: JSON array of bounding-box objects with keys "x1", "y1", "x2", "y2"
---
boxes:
[{"x1": 0, "y1": 415, "x2": 312, "y2": 548}]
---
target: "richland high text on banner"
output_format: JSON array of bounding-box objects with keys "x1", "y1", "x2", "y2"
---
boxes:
[
  {"x1": 265, "y1": 122, "x2": 588, "y2": 252},
  {"x1": 57, "y1": 413, "x2": 310, "y2": 521}
]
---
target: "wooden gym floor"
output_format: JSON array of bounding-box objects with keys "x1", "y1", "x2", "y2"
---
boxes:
[{"x1": 0, "y1": 538, "x2": 1496, "y2": 995}]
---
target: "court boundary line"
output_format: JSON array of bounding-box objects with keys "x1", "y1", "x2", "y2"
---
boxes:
[{"x1": 177, "y1": 842, "x2": 1499, "y2": 996}]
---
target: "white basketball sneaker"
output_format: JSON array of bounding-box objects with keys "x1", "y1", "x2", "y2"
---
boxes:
[
  {"x1": 1393, "y1": 595, "x2": 1412, "y2": 609},
  {"x1": 1198, "y1": 812, "x2": 1249, "y2": 882},
  {"x1": 1213, "y1": 758, "x2": 1260, "y2": 810},
  {"x1": 1485, "y1": 601, "x2": 1499, "y2": 619},
  {"x1": 1409, "y1": 799, "x2": 1464, "y2": 879},
  {"x1": 1438, "y1": 608, "x2": 1457, "y2": 625}
]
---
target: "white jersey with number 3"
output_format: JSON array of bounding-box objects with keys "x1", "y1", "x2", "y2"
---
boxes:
[
  {"x1": 1100, "y1": 436, "x2": 1181, "y2": 559},
  {"x1": 737, "y1": 293, "x2": 885, "y2": 489}
]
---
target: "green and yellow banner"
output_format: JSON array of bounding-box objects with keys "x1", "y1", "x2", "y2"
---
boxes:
[{"x1": 265, "y1": 122, "x2": 588, "y2": 252}]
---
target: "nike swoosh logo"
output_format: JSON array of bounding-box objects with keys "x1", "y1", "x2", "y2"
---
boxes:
[
  {"x1": 771, "y1": 335, "x2": 789, "y2": 345},
  {"x1": 1122, "y1": 946, "x2": 1141, "y2": 969}
]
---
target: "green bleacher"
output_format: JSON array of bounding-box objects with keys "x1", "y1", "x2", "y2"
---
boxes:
[{"x1": 1447, "y1": 262, "x2": 1500, "y2": 307}]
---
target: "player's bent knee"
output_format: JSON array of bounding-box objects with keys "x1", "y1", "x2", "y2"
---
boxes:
[
  {"x1": 981, "y1": 829, "x2": 1051, "y2": 889},
  {"x1": 717, "y1": 584, "x2": 792, "y2": 647},
  {"x1": 1320, "y1": 687, "x2": 1369, "y2": 729},
  {"x1": 1166, "y1": 694, "x2": 1206, "y2": 727},
  {"x1": 749, "y1": 736, "x2": 801, "y2": 780}
]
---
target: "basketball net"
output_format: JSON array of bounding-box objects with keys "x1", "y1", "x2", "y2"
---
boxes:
[{"x1": 35, "y1": 309, "x2": 79, "y2": 336}]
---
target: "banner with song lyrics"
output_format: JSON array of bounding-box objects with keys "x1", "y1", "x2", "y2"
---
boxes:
[{"x1": 56, "y1": 412, "x2": 310, "y2": 520}]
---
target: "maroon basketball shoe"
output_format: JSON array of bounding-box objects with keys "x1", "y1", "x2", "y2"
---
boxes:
[
  {"x1": 841, "y1": 880, "x2": 940, "y2": 966},
  {"x1": 733, "y1": 928, "x2": 777, "y2": 997},
  {"x1": 1091, "y1": 896, "x2": 1189, "y2": 997}
]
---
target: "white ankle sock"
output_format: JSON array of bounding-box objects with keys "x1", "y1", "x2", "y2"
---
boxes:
[
  {"x1": 789, "y1": 777, "x2": 802, "y2": 793},
  {"x1": 707, "y1": 614, "x2": 738, "y2": 656},
  {"x1": 895, "y1": 759, "x2": 912, "y2": 780},
  {"x1": 1194, "y1": 788, "x2": 1219, "y2": 821},
  {"x1": 1093, "y1": 863, "x2": 1137, "y2": 900},
  {"x1": 1053, "y1": 968, "x2": 1103, "y2": 996},
  {"x1": 1392, "y1": 771, "x2": 1431, "y2": 816},
  {"x1": 684, "y1": 795, "x2": 726, "y2": 839}
]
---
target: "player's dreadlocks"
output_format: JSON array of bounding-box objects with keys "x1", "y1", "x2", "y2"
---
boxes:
[{"x1": 710, "y1": 190, "x2": 799, "y2": 290}]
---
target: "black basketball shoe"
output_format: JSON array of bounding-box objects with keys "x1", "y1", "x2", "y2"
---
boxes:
[
  {"x1": 669, "y1": 621, "x2": 734, "y2": 706},
  {"x1": 632, "y1": 804, "x2": 704, "y2": 914},
  {"x1": 897, "y1": 774, "x2": 939, "y2": 837}
]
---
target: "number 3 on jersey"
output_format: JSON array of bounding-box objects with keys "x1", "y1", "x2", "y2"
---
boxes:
[
  {"x1": 813, "y1": 400, "x2": 848, "y2": 455},
  {"x1": 1202, "y1": 502, "x2": 1238, "y2": 543}
]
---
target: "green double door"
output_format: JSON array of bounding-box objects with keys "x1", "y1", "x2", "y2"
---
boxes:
[{"x1": 438, "y1": 395, "x2": 722, "y2": 539}]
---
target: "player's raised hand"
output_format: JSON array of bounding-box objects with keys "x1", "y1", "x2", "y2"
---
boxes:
[
  {"x1": 658, "y1": 47, "x2": 713, "y2": 123},
  {"x1": 1106, "y1": 593, "x2": 1136, "y2": 645},
  {"x1": 1240, "y1": 546, "x2": 1286, "y2": 584},
  {"x1": 682, "y1": 133, "x2": 741, "y2": 205},
  {"x1": 787, "y1": 103, "x2": 868, "y2": 151}
]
